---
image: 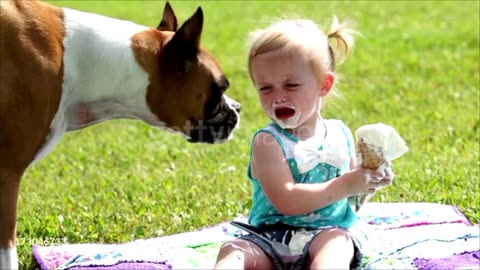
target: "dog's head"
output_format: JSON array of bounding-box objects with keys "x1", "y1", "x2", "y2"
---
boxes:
[{"x1": 132, "y1": 2, "x2": 240, "y2": 144}]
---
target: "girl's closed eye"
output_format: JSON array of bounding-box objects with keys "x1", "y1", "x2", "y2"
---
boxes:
[
  {"x1": 285, "y1": 83, "x2": 300, "y2": 89},
  {"x1": 259, "y1": 85, "x2": 272, "y2": 92}
]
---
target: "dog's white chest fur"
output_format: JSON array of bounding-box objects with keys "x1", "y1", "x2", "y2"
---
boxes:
[{"x1": 33, "y1": 8, "x2": 154, "y2": 163}]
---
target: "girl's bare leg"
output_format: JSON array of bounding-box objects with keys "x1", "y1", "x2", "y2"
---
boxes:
[
  {"x1": 308, "y1": 228, "x2": 354, "y2": 269},
  {"x1": 213, "y1": 239, "x2": 274, "y2": 270}
]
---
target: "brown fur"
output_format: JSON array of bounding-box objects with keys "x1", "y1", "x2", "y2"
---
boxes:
[
  {"x1": 0, "y1": 0, "x2": 239, "y2": 261},
  {"x1": 131, "y1": 29, "x2": 227, "y2": 134},
  {"x1": 0, "y1": 0, "x2": 65, "y2": 248}
]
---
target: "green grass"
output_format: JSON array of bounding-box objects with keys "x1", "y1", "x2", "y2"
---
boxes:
[{"x1": 17, "y1": 1, "x2": 479, "y2": 268}]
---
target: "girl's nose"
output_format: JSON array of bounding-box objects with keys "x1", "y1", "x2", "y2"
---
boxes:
[{"x1": 272, "y1": 89, "x2": 287, "y2": 104}]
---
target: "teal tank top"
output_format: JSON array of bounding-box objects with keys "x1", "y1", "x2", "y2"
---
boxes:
[{"x1": 247, "y1": 119, "x2": 358, "y2": 229}]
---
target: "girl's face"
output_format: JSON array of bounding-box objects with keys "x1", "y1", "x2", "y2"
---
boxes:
[{"x1": 251, "y1": 50, "x2": 325, "y2": 131}]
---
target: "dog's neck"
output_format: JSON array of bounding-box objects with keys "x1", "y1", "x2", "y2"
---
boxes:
[
  {"x1": 61, "y1": 8, "x2": 166, "y2": 128},
  {"x1": 33, "y1": 8, "x2": 163, "y2": 163},
  {"x1": 62, "y1": 8, "x2": 151, "y2": 107}
]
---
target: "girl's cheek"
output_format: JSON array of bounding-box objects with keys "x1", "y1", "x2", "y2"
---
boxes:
[{"x1": 259, "y1": 96, "x2": 269, "y2": 106}]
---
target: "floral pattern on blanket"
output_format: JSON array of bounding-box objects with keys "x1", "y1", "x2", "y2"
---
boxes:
[
  {"x1": 33, "y1": 203, "x2": 479, "y2": 270},
  {"x1": 34, "y1": 242, "x2": 171, "y2": 269}
]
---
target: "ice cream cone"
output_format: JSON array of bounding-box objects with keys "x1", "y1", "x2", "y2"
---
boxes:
[
  {"x1": 357, "y1": 138, "x2": 386, "y2": 170},
  {"x1": 350, "y1": 123, "x2": 409, "y2": 212}
]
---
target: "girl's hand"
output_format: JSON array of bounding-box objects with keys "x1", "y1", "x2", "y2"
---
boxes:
[
  {"x1": 344, "y1": 164, "x2": 391, "y2": 195},
  {"x1": 377, "y1": 161, "x2": 395, "y2": 189}
]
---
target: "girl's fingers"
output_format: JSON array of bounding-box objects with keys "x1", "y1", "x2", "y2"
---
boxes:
[
  {"x1": 369, "y1": 169, "x2": 385, "y2": 181},
  {"x1": 378, "y1": 178, "x2": 392, "y2": 188},
  {"x1": 367, "y1": 181, "x2": 379, "y2": 189},
  {"x1": 384, "y1": 167, "x2": 395, "y2": 180}
]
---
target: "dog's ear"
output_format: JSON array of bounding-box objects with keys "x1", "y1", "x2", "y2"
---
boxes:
[
  {"x1": 163, "y1": 6, "x2": 203, "y2": 75},
  {"x1": 170, "y1": 6, "x2": 203, "y2": 58},
  {"x1": 157, "y1": 1, "x2": 177, "y2": 31},
  {"x1": 160, "y1": 7, "x2": 203, "y2": 76}
]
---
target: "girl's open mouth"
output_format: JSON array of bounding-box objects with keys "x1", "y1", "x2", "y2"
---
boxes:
[{"x1": 274, "y1": 107, "x2": 296, "y2": 120}]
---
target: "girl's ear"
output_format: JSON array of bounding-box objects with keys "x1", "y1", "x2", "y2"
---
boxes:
[{"x1": 320, "y1": 72, "x2": 335, "y2": 97}]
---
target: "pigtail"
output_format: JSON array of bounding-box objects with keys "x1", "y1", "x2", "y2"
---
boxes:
[{"x1": 327, "y1": 16, "x2": 358, "y2": 66}]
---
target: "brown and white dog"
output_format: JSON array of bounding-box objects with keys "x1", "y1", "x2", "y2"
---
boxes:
[{"x1": 0, "y1": 0, "x2": 240, "y2": 268}]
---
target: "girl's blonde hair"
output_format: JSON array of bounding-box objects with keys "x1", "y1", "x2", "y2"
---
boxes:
[{"x1": 247, "y1": 16, "x2": 358, "y2": 105}]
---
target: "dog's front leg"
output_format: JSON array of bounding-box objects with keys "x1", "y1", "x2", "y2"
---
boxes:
[{"x1": 0, "y1": 171, "x2": 21, "y2": 270}]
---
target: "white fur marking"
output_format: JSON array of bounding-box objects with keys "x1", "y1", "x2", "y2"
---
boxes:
[
  {"x1": 221, "y1": 95, "x2": 241, "y2": 141},
  {"x1": 33, "y1": 8, "x2": 163, "y2": 163},
  {"x1": 0, "y1": 247, "x2": 18, "y2": 270}
]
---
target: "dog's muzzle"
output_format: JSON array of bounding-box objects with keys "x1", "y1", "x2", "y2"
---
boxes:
[{"x1": 188, "y1": 95, "x2": 241, "y2": 144}]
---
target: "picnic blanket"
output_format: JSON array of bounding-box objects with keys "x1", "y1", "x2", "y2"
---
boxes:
[{"x1": 33, "y1": 202, "x2": 480, "y2": 269}]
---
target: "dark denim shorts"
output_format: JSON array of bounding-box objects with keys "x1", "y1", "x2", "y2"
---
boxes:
[{"x1": 238, "y1": 223, "x2": 365, "y2": 270}]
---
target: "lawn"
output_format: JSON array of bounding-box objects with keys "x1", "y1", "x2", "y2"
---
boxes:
[{"x1": 16, "y1": 0, "x2": 479, "y2": 268}]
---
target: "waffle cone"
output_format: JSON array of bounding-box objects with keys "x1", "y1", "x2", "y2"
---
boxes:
[
  {"x1": 357, "y1": 138, "x2": 385, "y2": 169},
  {"x1": 353, "y1": 138, "x2": 386, "y2": 212}
]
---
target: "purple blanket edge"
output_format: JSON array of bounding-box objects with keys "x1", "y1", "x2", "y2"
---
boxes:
[
  {"x1": 453, "y1": 205, "x2": 473, "y2": 226},
  {"x1": 414, "y1": 250, "x2": 480, "y2": 270},
  {"x1": 33, "y1": 244, "x2": 50, "y2": 270},
  {"x1": 32, "y1": 244, "x2": 172, "y2": 270}
]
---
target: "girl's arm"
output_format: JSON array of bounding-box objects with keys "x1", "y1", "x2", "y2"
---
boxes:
[{"x1": 251, "y1": 132, "x2": 381, "y2": 216}]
